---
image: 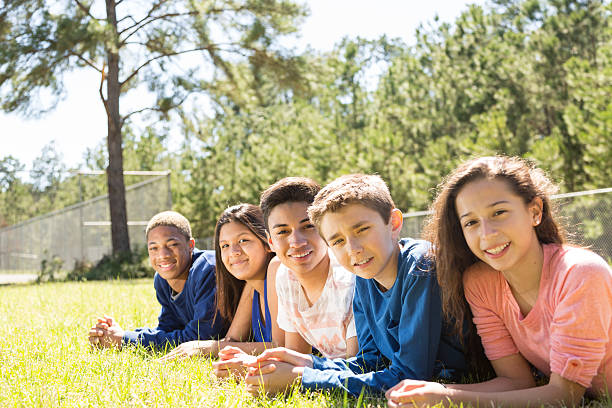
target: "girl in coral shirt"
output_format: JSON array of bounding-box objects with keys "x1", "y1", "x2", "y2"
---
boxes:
[{"x1": 387, "y1": 156, "x2": 612, "y2": 407}]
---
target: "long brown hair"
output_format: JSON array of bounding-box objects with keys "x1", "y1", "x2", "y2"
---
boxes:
[
  {"x1": 213, "y1": 204, "x2": 274, "y2": 323},
  {"x1": 422, "y1": 156, "x2": 567, "y2": 375}
]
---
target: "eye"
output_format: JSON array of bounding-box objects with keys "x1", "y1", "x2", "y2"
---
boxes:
[
  {"x1": 220, "y1": 243, "x2": 229, "y2": 249},
  {"x1": 330, "y1": 238, "x2": 344, "y2": 247},
  {"x1": 493, "y1": 209, "x2": 507, "y2": 216},
  {"x1": 148, "y1": 246, "x2": 157, "y2": 252},
  {"x1": 356, "y1": 226, "x2": 369, "y2": 234},
  {"x1": 239, "y1": 238, "x2": 250, "y2": 244},
  {"x1": 304, "y1": 223, "x2": 315, "y2": 230},
  {"x1": 275, "y1": 229, "x2": 289, "y2": 235},
  {"x1": 463, "y1": 219, "x2": 477, "y2": 228}
]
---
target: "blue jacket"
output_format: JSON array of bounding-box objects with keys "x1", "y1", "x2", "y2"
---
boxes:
[
  {"x1": 300, "y1": 238, "x2": 466, "y2": 396},
  {"x1": 123, "y1": 249, "x2": 226, "y2": 348}
]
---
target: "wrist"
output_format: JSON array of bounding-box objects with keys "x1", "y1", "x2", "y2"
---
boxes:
[
  {"x1": 439, "y1": 382, "x2": 453, "y2": 397},
  {"x1": 306, "y1": 355, "x2": 314, "y2": 369},
  {"x1": 209, "y1": 340, "x2": 220, "y2": 355},
  {"x1": 113, "y1": 332, "x2": 124, "y2": 348}
]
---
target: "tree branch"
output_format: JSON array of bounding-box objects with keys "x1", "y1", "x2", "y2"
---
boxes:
[
  {"x1": 118, "y1": 4, "x2": 249, "y2": 44},
  {"x1": 120, "y1": 11, "x2": 197, "y2": 43},
  {"x1": 117, "y1": 15, "x2": 137, "y2": 25},
  {"x1": 73, "y1": 0, "x2": 100, "y2": 20},
  {"x1": 120, "y1": 46, "x2": 214, "y2": 88},
  {"x1": 69, "y1": 52, "x2": 103, "y2": 73},
  {"x1": 118, "y1": 0, "x2": 170, "y2": 35},
  {"x1": 121, "y1": 92, "x2": 190, "y2": 126},
  {"x1": 99, "y1": 63, "x2": 109, "y2": 117}
]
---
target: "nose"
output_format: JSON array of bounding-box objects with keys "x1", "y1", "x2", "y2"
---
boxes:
[
  {"x1": 479, "y1": 219, "x2": 497, "y2": 238},
  {"x1": 346, "y1": 236, "x2": 363, "y2": 255},
  {"x1": 158, "y1": 245, "x2": 172, "y2": 257},
  {"x1": 288, "y1": 230, "x2": 307, "y2": 248},
  {"x1": 230, "y1": 242, "x2": 242, "y2": 255}
]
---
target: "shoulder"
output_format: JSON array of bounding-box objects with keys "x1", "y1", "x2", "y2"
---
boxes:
[
  {"x1": 186, "y1": 250, "x2": 216, "y2": 292},
  {"x1": 190, "y1": 249, "x2": 216, "y2": 275},
  {"x1": 269, "y1": 257, "x2": 295, "y2": 291},
  {"x1": 463, "y1": 261, "x2": 498, "y2": 289},
  {"x1": 397, "y1": 238, "x2": 434, "y2": 277},
  {"x1": 267, "y1": 256, "x2": 282, "y2": 277},
  {"x1": 462, "y1": 262, "x2": 505, "y2": 306},
  {"x1": 329, "y1": 255, "x2": 356, "y2": 286},
  {"x1": 153, "y1": 272, "x2": 167, "y2": 290},
  {"x1": 270, "y1": 256, "x2": 290, "y2": 280},
  {"x1": 548, "y1": 244, "x2": 610, "y2": 271},
  {"x1": 153, "y1": 272, "x2": 172, "y2": 301},
  {"x1": 547, "y1": 244, "x2": 612, "y2": 286},
  {"x1": 332, "y1": 265, "x2": 356, "y2": 285}
]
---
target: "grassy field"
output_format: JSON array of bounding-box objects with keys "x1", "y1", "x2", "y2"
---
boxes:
[
  {"x1": 0, "y1": 279, "x2": 609, "y2": 407},
  {"x1": 0, "y1": 279, "x2": 387, "y2": 407}
]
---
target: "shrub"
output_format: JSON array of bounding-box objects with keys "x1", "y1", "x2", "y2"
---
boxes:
[{"x1": 66, "y1": 246, "x2": 152, "y2": 281}]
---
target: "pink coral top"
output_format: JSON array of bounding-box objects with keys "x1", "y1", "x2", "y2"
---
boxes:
[{"x1": 464, "y1": 244, "x2": 612, "y2": 396}]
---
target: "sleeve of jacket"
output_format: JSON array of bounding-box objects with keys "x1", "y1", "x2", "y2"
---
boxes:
[
  {"x1": 300, "y1": 272, "x2": 443, "y2": 396},
  {"x1": 123, "y1": 257, "x2": 225, "y2": 348}
]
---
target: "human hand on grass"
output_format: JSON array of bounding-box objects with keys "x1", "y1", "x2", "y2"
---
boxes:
[
  {"x1": 251, "y1": 347, "x2": 314, "y2": 369},
  {"x1": 213, "y1": 348, "x2": 256, "y2": 379},
  {"x1": 159, "y1": 340, "x2": 218, "y2": 362},
  {"x1": 218, "y1": 345, "x2": 246, "y2": 361},
  {"x1": 385, "y1": 379, "x2": 449, "y2": 407},
  {"x1": 244, "y1": 359, "x2": 304, "y2": 395},
  {"x1": 88, "y1": 315, "x2": 124, "y2": 349}
]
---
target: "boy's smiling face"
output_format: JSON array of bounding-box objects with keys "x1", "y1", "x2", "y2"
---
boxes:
[
  {"x1": 267, "y1": 201, "x2": 328, "y2": 276},
  {"x1": 319, "y1": 203, "x2": 402, "y2": 290},
  {"x1": 147, "y1": 225, "x2": 194, "y2": 283}
]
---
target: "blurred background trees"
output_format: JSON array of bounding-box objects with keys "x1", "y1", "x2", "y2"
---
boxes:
[{"x1": 1, "y1": 0, "x2": 610, "y2": 239}]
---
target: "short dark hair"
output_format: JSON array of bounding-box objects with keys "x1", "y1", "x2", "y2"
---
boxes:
[
  {"x1": 145, "y1": 211, "x2": 192, "y2": 241},
  {"x1": 308, "y1": 174, "x2": 395, "y2": 228},
  {"x1": 259, "y1": 177, "x2": 321, "y2": 230}
]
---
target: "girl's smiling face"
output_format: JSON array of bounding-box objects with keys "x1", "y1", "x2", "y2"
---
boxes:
[
  {"x1": 455, "y1": 177, "x2": 543, "y2": 276},
  {"x1": 218, "y1": 221, "x2": 269, "y2": 281}
]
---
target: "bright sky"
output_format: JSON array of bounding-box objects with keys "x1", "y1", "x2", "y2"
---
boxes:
[{"x1": 2, "y1": 0, "x2": 484, "y2": 171}]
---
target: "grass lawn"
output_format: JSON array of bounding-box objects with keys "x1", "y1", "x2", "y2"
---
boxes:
[
  {"x1": 1, "y1": 279, "x2": 610, "y2": 407},
  {"x1": 0, "y1": 279, "x2": 386, "y2": 407}
]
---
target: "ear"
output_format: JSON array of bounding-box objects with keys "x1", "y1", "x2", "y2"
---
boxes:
[
  {"x1": 188, "y1": 238, "x2": 195, "y2": 251},
  {"x1": 266, "y1": 230, "x2": 275, "y2": 250},
  {"x1": 390, "y1": 208, "x2": 403, "y2": 237},
  {"x1": 529, "y1": 197, "x2": 544, "y2": 226}
]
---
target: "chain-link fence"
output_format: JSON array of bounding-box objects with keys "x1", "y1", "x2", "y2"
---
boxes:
[
  {"x1": 0, "y1": 172, "x2": 172, "y2": 272},
  {"x1": 400, "y1": 187, "x2": 612, "y2": 263}
]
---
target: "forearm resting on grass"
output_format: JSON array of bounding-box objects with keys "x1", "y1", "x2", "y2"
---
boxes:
[{"x1": 386, "y1": 354, "x2": 586, "y2": 407}]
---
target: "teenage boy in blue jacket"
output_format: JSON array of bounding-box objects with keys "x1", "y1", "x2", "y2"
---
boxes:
[
  {"x1": 88, "y1": 211, "x2": 226, "y2": 349},
  {"x1": 243, "y1": 174, "x2": 466, "y2": 396}
]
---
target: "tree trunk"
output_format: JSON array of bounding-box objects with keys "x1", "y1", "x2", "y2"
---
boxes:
[{"x1": 105, "y1": 0, "x2": 130, "y2": 254}]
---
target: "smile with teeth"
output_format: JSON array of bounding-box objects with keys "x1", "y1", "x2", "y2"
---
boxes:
[
  {"x1": 485, "y1": 242, "x2": 510, "y2": 255},
  {"x1": 353, "y1": 257, "x2": 373, "y2": 267},
  {"x1": 289, "y1": 250, "x2": 312, "y2": 259},
  {"x1": 158, "y1": 261, "x2": 176, "y2": 269}
]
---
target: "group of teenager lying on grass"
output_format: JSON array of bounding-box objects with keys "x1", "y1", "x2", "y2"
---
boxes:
[{"x1": 88, "y1": 156, "x2": 612, "y2": 407}]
